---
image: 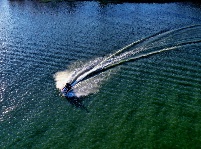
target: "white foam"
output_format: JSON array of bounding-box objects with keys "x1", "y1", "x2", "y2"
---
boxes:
[
  {"x1": 53, "y1": 60, "x2": 114, "y2": 98},
  {"x1": 73, "y1": 71, "x2": 110, "y2": 97},
  {"x1": 53, "y1": 70, "x2": 73, "y2": 90}
]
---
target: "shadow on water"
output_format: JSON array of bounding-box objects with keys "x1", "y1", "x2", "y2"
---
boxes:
[{"x1": 65, "y1": 96, "x2": 89, "y2": 113}]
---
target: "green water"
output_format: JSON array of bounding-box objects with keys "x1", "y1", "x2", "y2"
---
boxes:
[{"x1": 0, "y1": 0, "x2": 201, "y2": 148}]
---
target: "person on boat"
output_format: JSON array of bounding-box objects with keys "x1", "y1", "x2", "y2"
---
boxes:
[
  {"x1": 61, "y1": 83, "x2": 72, "y2": 96},
  {"x1": 65, "y1": 83, "x2": 72, "y2": 91}
]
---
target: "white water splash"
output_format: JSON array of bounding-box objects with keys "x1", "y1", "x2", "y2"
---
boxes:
[
  {"x1": 54, "y1": 59, "x2": 114, "y2": 97},
  {"x1": 53, "y1": 70, "x2": 73, "y2": 90},
  {"x1": 73, "y1": 71, "x2": 111, "y2": 97}
]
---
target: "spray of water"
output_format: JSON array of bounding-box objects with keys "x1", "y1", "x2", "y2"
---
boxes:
[
  {"x1": 54, "y1": 58, "x2": 114, "y2": 97},
  {"x1": 54, "y1": 25, "x2": 201, "y2": 98}
]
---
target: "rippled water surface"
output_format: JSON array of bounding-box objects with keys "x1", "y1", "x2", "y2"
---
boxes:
[{"x1": 1, "y1": 0, "x2": 201, "y2": 148}]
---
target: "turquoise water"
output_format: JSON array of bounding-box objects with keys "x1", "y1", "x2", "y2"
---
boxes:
[{"x1": 1, "y1": 1, "x2": 201, "y2": 148}]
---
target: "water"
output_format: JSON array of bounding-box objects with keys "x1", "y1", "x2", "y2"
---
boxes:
[
  {"x1": 1, "y1": 0, "x2": 201, "y2": 148},
  {"x1": 55, "y1": 25, "x2": 201, "y2": 99}
]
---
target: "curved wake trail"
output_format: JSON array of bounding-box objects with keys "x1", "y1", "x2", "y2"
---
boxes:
[
  {"x1": 54, "y1": 25, "x2": 201, "y2": 97},
  {"x1": 70, "y1": 25, "x2": 201, "y2": 85}
]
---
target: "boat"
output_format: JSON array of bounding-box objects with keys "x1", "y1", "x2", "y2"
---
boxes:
[{"x1": 61, "y1": 83, "x2": 72, "y2": 97}]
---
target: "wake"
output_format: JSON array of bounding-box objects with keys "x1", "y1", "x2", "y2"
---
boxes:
[{"x1": 54, "y1": 25, "x2": 201, "y2": 98}]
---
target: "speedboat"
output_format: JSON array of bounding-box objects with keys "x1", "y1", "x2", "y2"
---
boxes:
[{"x1": 61, "y1": 83, "x2": 72, "y2": 97}]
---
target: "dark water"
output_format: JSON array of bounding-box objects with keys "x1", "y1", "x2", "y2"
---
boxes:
[{"x1": 1, "y1": 0, "x2": 201, "y2": 148}]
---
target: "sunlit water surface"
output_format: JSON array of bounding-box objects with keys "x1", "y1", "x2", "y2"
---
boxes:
[{"x1": 0, "y1": 0, "x2": 201, "y2": 148}]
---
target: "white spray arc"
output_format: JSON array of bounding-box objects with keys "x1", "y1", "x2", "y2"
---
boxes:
[{"x1": 54, "y1": 25, "x2": 201, "y2": 98}]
